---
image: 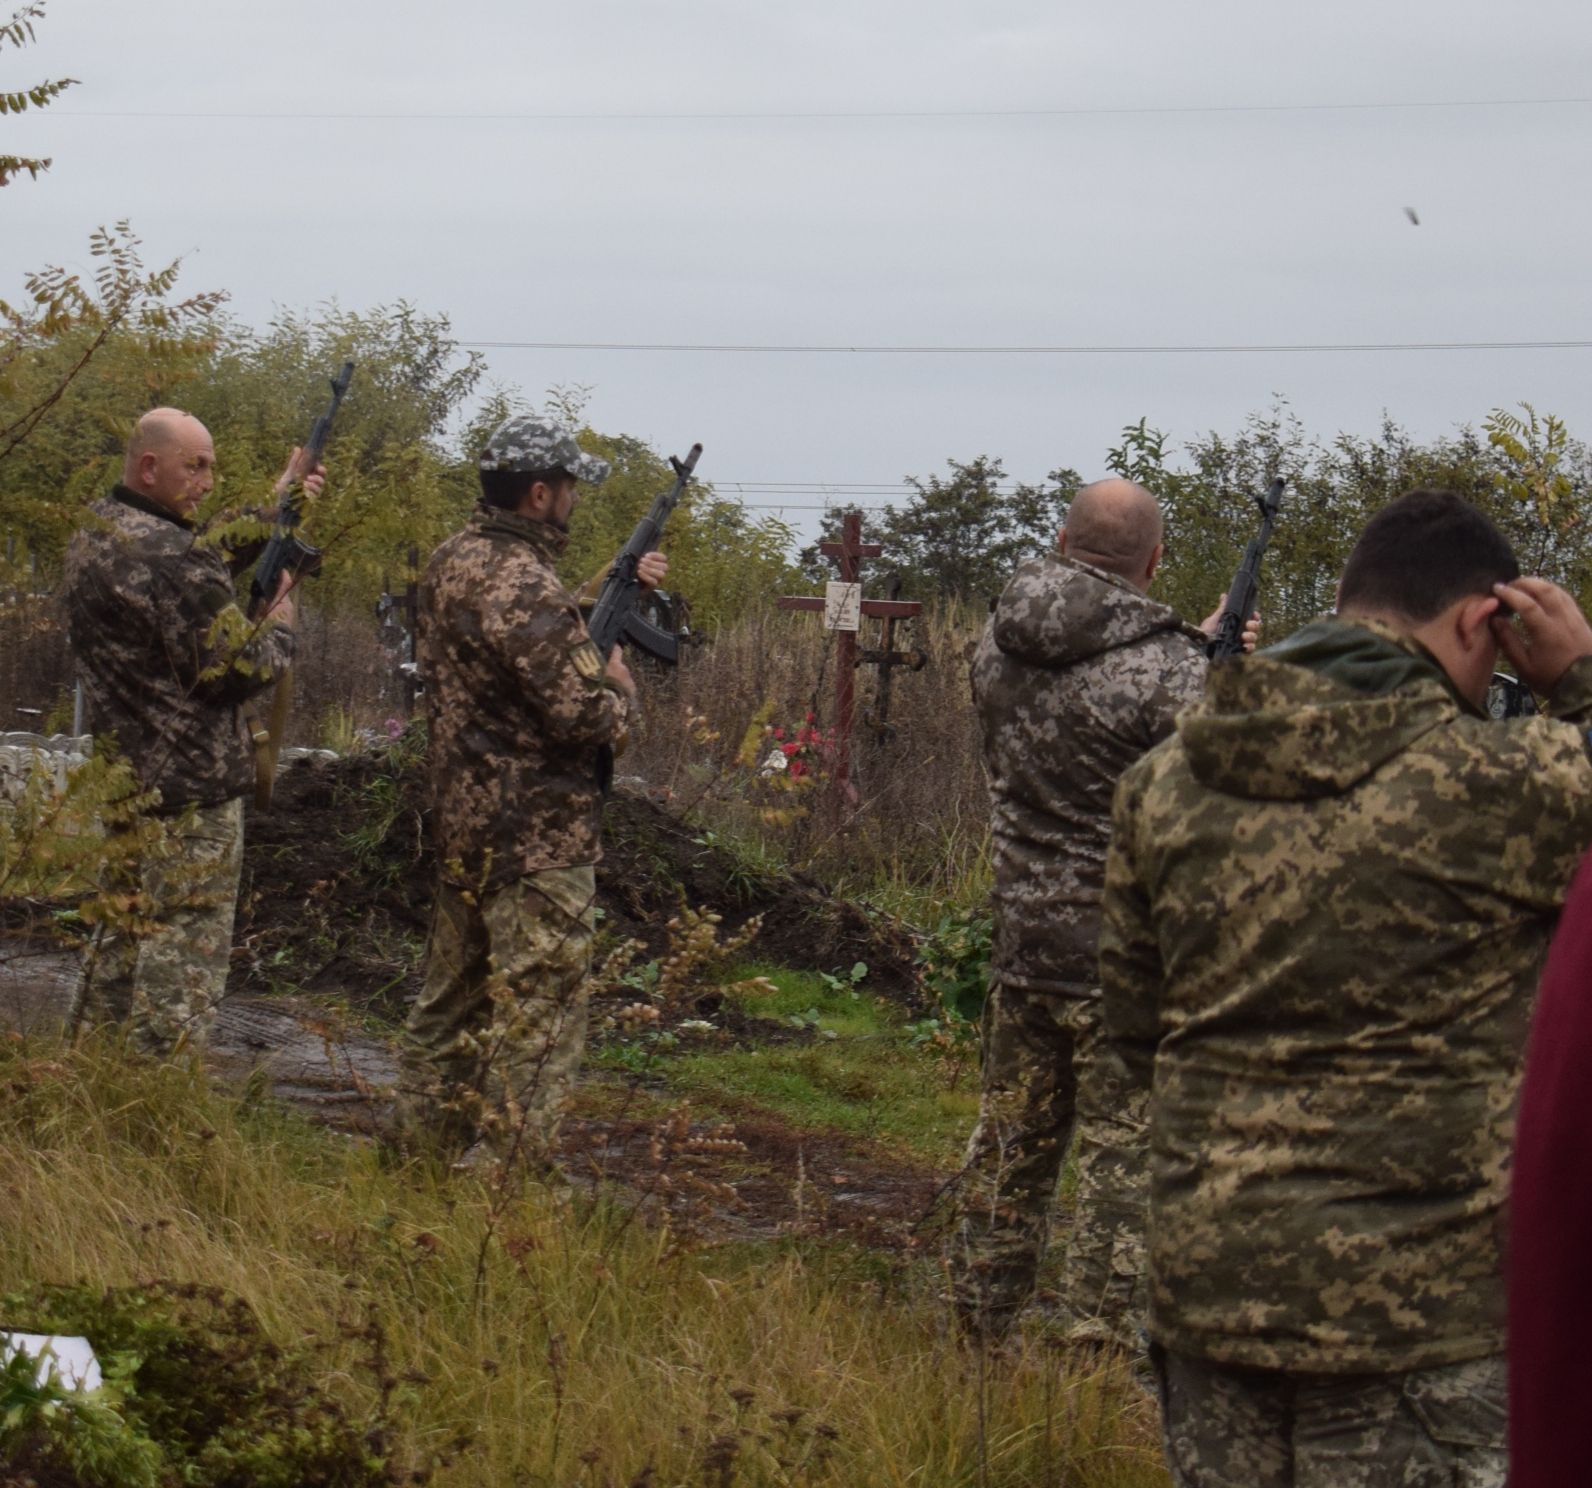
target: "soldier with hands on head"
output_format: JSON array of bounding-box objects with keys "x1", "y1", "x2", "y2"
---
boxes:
[
  {"x1": 950, "y1": 477, "x2": 1255, "y2": 1349},
  {"x1": 399, "y1": 413, "x2": 665, "y2": 1171},
  {"x1": 64, "y1": 407, "x2": 323, "y2": 1055},
  {"x1": 1101, "y1": 490, "x2": 1592, "y2": 1486}
]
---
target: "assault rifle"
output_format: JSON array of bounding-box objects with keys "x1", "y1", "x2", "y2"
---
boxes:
[
  {"x1": 1207, "y1": 476, "x2": 1285, "y2": 660},
  {"x1": 586, "y1": 441, "x2": 702, "y2": 663},
  {"x1": 247, "y1": 360, "x2": 355, "y2": 808},
  {"x1": 249, "y1": 360, "x2": 354, "y2": 617}
]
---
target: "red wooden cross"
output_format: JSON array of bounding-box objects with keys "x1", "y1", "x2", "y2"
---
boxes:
[{"x1": 777, "y1": 511, "x2": 922, "y2": 810}]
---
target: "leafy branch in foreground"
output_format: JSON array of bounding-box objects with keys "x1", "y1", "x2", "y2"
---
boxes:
[
  {"x1": 0, "y1": 223, "x2": 226, "y2": 471},
  {"x1": 0, "y1": 1, "x2": 79, "y2": 185}
]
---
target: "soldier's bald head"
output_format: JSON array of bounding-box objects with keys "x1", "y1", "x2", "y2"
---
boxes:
[
  {"x1": 123, "y1": 408, "x2": 207, "y2": 475},
  {"x1": 1061, "y1": 479, "x2": 1164, "y2": 586},
  {"x1": 123, "y1": 407, "x2": 216, "y2": 517}
]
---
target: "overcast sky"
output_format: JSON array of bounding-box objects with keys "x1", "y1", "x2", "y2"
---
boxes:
[{"x1": 7, "y1": 0, "x2": 1592, "y2": 539}]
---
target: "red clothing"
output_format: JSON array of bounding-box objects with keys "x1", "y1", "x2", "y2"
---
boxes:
[{"x1": 1510, "y1": 849, "x2": 1592, "y2": 1485}]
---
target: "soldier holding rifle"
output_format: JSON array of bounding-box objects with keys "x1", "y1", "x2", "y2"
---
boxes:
[
  {"x1": 64, "y1": 407, "x2": 324, "y2": 1055},
  {"x1": 397, "y1": 413, "x2": 670, "y2": 1171},
  {"x1": 951, "y1": 476, "x2": 1258, "y2": 1350}
]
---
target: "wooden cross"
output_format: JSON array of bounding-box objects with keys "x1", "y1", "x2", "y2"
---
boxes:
[
  {"x1": 860, "y1": 572, "x2": 928, "y2": 741},
  {"x1": 777, "y1": 511, "x2": 922, "y2": 809}
]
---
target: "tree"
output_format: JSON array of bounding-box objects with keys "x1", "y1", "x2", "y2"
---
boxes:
[
  {"x1": 0, "y1": 2, "x2": 75, "y2": 186},
  {"x1": 1, "y1": 5, "x2": 223, "y2": 583},
  {"x1": 1112, "y1": 402, "x2": 1592, "y2": 642},
  {"x1": 801, "y1": 456, "x2": 1080, "y2": 605},
  {"x1": 0, "y1": 227, "x2": 226, "y2": 580}
]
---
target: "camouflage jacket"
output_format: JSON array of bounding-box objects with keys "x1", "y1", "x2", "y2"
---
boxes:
[
  {"x1": 973, "y1": 553, "x2": 1208, "y2": 994},
  {"x1": 63, "y1": 486, "x2": 294, "y2": 812},
  {"x1": 420, "y1": 506, "x2": 629, "y2": 889},
  {"x1": 1101, "y1": 617, "x2": 1592, "y2": 1374}
]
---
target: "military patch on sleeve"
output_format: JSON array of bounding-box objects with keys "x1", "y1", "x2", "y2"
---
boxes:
[{"x1": 571, "y1": 639, "x2": 605, "y2": 682}]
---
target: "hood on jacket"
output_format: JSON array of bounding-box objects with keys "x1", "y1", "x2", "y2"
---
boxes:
[
  {"x1": 991, "y1": 554, "x2": 1195, "y2": 668},
  {"x1": 1176, "y1": 618, "x2": 1465, "y2": 801}
]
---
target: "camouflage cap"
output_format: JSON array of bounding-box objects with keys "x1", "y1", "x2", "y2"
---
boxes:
[{"x1": 478, "y1": 414, "x2": 610, "y2": 485}]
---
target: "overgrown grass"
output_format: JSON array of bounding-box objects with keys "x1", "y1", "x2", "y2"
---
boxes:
[
  {"x1": 622, "y1": 601, "x2": 993, "y2": 904},
  {"x1": 664, "y1": 1044, "x2": 976, "y2": 1162},
  {"x1": 592, "y1": 965, "x2": 978, "y2": 1164},
  {"x1": 0, "y1": 1035, "x2": 1168, "y2": 1486}
]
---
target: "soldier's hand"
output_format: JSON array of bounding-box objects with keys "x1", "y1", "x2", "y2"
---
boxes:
[
  {"x1": 274, "y1": 445, "x2": 327, "y2": 503},
  {"x1": 264, "y1": 568, "x2": 296, "y2": 630},
  {"x1": 1491, "y1": 578, "x2": 1592, "y2": 695},
  {"x1": 605, "y1": 644, "x2": 636, "y2": 699},
  {"x1": 1197, "y1": 593, "x2": 1259, "y2": 647},
  {"x1": 637, "y1": 551, "x2": 668, "y2": 591}
]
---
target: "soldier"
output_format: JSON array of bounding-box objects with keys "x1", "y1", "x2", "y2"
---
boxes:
[
  {"x1": 64, "y1": 407, "x2": 320, "y2": 1055},
  {"x1": 1101, "y1": 490, "x2": 1592, "y2": 1485},
  {"x1": 398, "y1": 413, "x2": 665, "y2": 1170},
  {"x1": 950, "y1": 477, "x2": 1254, "y2": 1347}
]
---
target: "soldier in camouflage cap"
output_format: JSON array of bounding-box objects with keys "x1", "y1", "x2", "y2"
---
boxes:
[
  {"x1": 63, "y1": 408, "x2": 323, "y2": 1055},
  {"x1": 397, "y1": 412, "x2": 664, "y2": 1171},
  {"x1": 479, "y1": 414, "x2": 613, "y2": 486},
  {"x1": 1101, "y1": 490, "x2": 1592, "y2": 1485},
  {"x1": 950, "y1": 478, "x2": 1255, "y2": 1350}
]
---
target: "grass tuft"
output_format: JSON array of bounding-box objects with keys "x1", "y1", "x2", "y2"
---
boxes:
[{"x1": 0, "y1": 1033, "x2": 1168, "y2": 1486}]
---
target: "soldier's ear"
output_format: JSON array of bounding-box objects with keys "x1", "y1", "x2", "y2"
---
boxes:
[{"x1": 1456, "y1": 593, "x2": 1503, "y2": 652}]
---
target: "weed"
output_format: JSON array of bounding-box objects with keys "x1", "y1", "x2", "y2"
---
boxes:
[{"x1": 2, "y1": 1280, "x2": 421, "y2": 1485}]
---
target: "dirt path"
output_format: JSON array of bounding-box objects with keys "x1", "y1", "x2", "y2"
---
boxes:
[{"x1": 0, "y1": 946, "x2": 950, "y2": 1250}]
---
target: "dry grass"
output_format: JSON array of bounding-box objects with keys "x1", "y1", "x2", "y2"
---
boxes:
[
  {"x1": 624, "y1": 602, "x2": 993, "y2": 912},
  {"x1": 0, "y1": 1035, "x2": 1168, "y2": 1486}
]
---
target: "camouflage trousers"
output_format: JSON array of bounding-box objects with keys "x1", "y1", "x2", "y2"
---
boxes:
[
  {"x1": 398, "y1": 866, "x2": 596, "y2": 1168},
  {"x1": 1153, "y1": 1349, "x2": 1507, "y2": 1487},
  {"x1": 949, "y1": 976, "x2": 1148, "y2": 1346},
  {"x1": 70, "y1": 796, "x2": 245, "y2": 1057}
]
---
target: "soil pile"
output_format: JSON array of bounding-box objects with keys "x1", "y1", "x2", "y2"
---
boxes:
[{"x1": 231, "y1": 747, "x2": 922, "y2": 1019}]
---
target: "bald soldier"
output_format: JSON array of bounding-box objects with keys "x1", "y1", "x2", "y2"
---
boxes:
[
  {"x1": 951, "y1": 477, "x2": 1255, "y2": 1347},
  {"x1": 64, "y1": 409, "x2": 322, "y2": 1054}
]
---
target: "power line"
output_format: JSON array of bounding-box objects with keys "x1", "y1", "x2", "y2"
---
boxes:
[
  {"x1": 51, "y1": 95, "x2": 1592, "y2": 122},
  {"x1": 464, "y1": 338, "x2": 1592, "y2": 356},
  {"x1": 718, "y1": 482, "x2": 1024, "y2": 492}
]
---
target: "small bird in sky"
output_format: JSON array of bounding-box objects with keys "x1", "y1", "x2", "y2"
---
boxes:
[{"x1": 1404, "y1": 206, "x2": 1421, "y2": 226}]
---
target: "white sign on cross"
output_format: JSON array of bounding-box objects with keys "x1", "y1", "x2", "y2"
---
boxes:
[{"x1": 823, "y1": 581, "x2": 862, "y2": 632}]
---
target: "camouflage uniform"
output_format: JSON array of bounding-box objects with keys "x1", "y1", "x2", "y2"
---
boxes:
[
  {"x1": 1101, "y1": 617, "x2": 1592, "y2": 1482},
  {"x1": 399, "y1": 417, "x2": 627, "y2": 1167},
  {"x1": 951, "y1": 553, "x2": 1207, "y2": 1343},
  {"x1": 1154, "y1": 1351, "x2": 1508, "y2": 1487},
  {"x1": 62, "y1": 486, "x2": 294, "y2": 1054}
]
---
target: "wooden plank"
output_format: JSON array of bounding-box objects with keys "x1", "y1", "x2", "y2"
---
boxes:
[{"x1": 857, "y1": 600, "x2": 922, "y2": 619}]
